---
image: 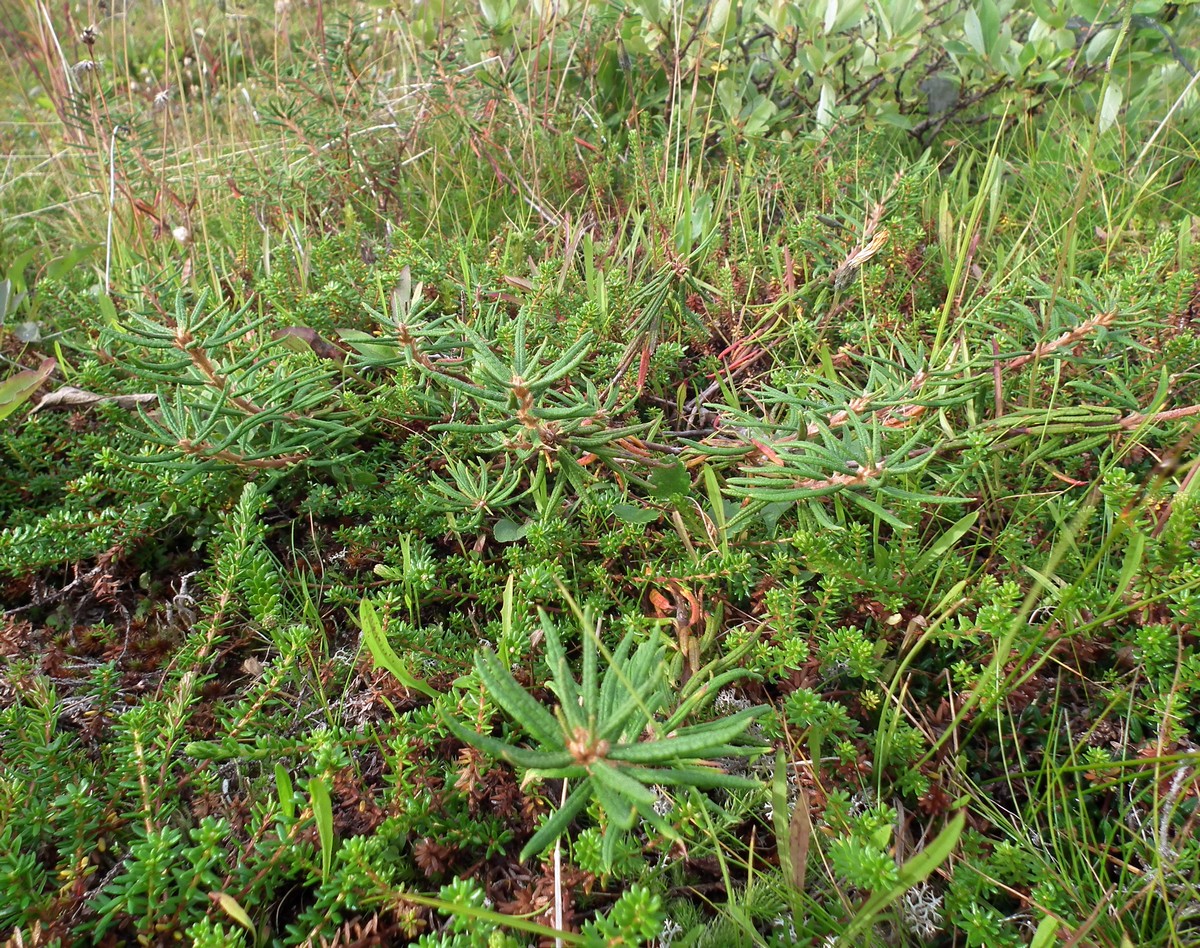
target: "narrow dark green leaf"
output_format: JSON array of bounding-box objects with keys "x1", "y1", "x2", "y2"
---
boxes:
[
  {"x1": 597, "y1": 632, "x2": 636, "y2": 723},
  {"x1": 621, "y1": 764, "x2": 764, "y2": 791},
  {"x1": 519, "y1": 780, "x2": 593, "y2": 861},
  {"x1": 440, "y1": 712, "x2": 573, "y2": 769},
  {"x1": 581, "y1": 610, "x2": 598, "y2": 731},
  {"x1": 591, "y1": 759, "x2": 658, "y2": 808},
  {"x1": 606, "y1": 707, "x2": 768, "y2": 763},
  {"x1": 541, "y1": 613, "x2": 584, "y2": 733},
  {"x1": 475, "y1": 648, "x2": 562, "y2": 747},
  {"x1": 590, "y1": 763, "x2": 640, "y2": 830}
]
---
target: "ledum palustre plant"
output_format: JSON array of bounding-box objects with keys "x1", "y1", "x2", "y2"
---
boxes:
[
  {"x1": 100, "y1": 290, "x2": 359, "y2": 475},
  {"x1": 438, "y1": 588, "x2": 769, "y2": 866}
]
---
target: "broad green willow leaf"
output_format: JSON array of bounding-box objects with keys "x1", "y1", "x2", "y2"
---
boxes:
[
  {"x1": 359, "y1": 599, "x2": 438, "y2": 699},
  {"x1": 309, "y1": 777, "x2": 334, "y2": 881},
  {"x1": 0, "y1": 358, "x2": 55, "y2": 422}
]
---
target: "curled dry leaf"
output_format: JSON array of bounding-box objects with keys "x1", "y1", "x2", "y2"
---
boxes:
[
  {"x1": 33, "y1": 385, "x2": 157, "y2": 413},
  {"x1": 272, "y1": 326, "x2": 346, "y2": 362}
]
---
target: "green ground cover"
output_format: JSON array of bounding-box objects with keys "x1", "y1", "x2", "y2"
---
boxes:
[{"x1": 2, "y1": 1, "x2": 1200, "y2": 944}]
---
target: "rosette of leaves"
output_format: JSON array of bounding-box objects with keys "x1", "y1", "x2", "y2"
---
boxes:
[
  {"x1": 441, "y1": 603, "x2": 768, "y2": 865},
  {"x1": 340, "y1": 268, "x2": 459, "y2": 370},
  {"x1": 425, "y1": 456, "x2": 528, "y2": 529},
  {"x1": 416, "y1": 309, "x2": 648, "y2": 461}
]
